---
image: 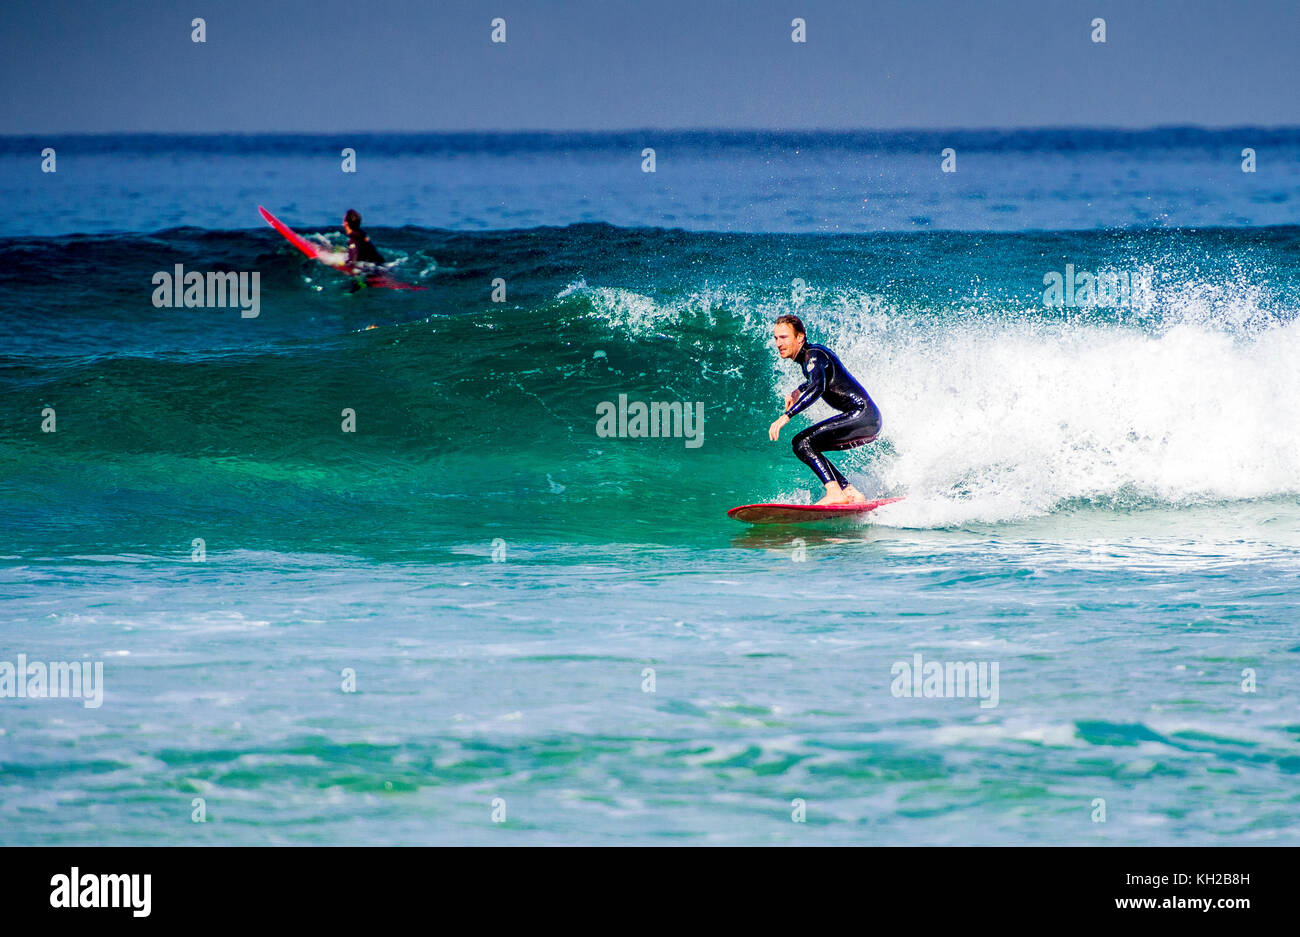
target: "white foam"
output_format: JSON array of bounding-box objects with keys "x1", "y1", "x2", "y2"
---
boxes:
[
  {"x1": 563, "y1": 276, "x2": 1300, "y2": 527},
  {"x1": 812, "y1": 294, "x2": 1300, "y2": 526}
]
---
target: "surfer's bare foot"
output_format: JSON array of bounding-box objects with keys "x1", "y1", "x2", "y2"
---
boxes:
[
  {"x1": 815, "y1": 482, "x2": 851, "y2": 505},
  {"x1": 842, "y1": 485, "x2": 868, "y2": 503},
  {"x1": 811, "y1": 488, "x2": 852, "y2": 504}
]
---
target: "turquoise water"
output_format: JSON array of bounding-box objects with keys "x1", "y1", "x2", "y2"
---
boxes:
[{"x1": 2, "y1": 131, "x2": 1299, "y2": 844}]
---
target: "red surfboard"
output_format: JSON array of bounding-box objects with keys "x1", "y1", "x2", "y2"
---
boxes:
[
  {"x1": 258, "y1": 205, "x2": 426, "y2": 291},
  {"x1": 727, "y1": 496, "x2": 904, "y2": 524}
]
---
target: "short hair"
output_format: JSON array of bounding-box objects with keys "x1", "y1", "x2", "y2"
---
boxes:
[
  {"x1": 775, "y1": 314, "x2": 805, "y2": 336},
  {"x1": 344, "y1": 209, "x2": 362, "y2": 229}
]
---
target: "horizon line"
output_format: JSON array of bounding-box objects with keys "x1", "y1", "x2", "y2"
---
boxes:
[{"x1": 4, "y1": 123, "x2": 1300, "y2": 139}]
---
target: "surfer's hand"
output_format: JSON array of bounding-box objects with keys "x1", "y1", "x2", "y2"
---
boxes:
[
  {"x1": 769, "y1": 415, "x2": 789, "y2": 441},
  {"x1": 783, "y1": 392, "x2": 796, "y2": 410}
]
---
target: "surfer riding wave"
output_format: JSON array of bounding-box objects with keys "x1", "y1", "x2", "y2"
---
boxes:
[{"x1": 767, "y1": 314, "x2": 882, "y2": 506}]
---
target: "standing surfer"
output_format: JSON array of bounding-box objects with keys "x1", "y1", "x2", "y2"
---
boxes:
[{"x1": 767, "y1": 314, "x2": 882, "y2": 505}]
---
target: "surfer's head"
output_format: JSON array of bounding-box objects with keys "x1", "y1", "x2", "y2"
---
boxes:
[
  {"x1": 773, "y1": 315, "x2": 806, "y2": 359},
  {"x1": 343, "y1": 209, "x2": 362, "y2": 235}
]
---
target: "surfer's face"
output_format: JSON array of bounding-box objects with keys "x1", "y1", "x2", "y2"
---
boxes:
[{"x1": 774, "y1": 324, "x2": 803, "y2": 359}]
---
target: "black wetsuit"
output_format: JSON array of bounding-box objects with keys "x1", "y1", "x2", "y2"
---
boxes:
[
  {"x1": 784, "y1": 342, "x2": 882, "y2": 488},
  {"x1": 347, "y1": 229, "x2": 384, "y2": 266}
]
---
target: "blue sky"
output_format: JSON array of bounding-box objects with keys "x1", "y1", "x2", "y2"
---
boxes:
[{"x1": 2, "y1": 0, "x2": 1298, "y2": 133}]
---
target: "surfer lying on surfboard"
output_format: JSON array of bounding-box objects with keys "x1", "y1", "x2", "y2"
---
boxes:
[
  {"x1": 258, "y1": 205, "x2": 425, "y2": 291},
  {"x1": 342, "y1": 209, "x2": 384, "y2": 266},
  {"x1": 768, "y1": 314, "x2": 882, "y2": 506}
]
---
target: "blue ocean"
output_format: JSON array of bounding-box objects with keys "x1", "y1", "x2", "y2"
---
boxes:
[{"x1": 2, "y1": 129, "x2": 1298, "y2": 844}]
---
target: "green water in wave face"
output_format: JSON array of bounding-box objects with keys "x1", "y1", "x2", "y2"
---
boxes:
[{"x1": 6, "y1": 225, "x2": 1299, "y2": 554}]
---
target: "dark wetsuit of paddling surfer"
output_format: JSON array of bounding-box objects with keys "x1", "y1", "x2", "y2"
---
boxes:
[
  {"x1": 341, "y1": 209, "x2": 384, "y2": 292},
  {"x1": 784, "y1": 343, "x2": 882, "y2": 488},
  {"x1": 347, "y1": 228, "x2": 384, "y2": 266},
  {"x1": 343, "y1": 208, "x2": 384, "y2": 267}
]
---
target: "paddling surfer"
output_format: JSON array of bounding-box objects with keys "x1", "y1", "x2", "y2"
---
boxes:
[
  {"x1": 768, "y1": 314, "x2": 882, "y2": 505},
  {"x1": 342, "y1": 209, "x2": 384, "y2": 266}
]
